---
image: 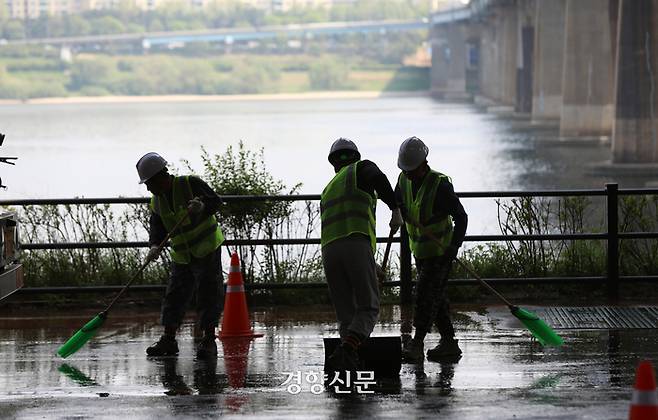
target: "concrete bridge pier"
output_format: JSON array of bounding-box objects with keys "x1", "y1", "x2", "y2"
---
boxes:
[
  {"x1": 477, "y1": 2, "x2": 518, "y2": 114},
  {"x1": 559, "y1": 0, "x2": 615, "y2": 141},
  {"x1": 531, "y1": 0, "x2": 565, "y2": 124},
  {"x1": 611, "y1": 0, "x2": 658, "y2": 164},
  {"x1": 514, "y1": 0, "x2": 535, "y2": 116},
  {"x1": 430, "y1": 23, "x2": 471, "y2": 101}
]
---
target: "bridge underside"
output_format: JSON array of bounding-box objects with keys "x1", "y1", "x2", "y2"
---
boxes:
[{"x1": 430, "y1": 0, "x2": 658, "y2": 166}]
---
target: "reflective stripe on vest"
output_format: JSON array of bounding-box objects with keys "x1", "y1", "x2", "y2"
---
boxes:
[
  {"x1": 320, "y1": 162, "x2": 377, "y2": 252},
  {"x1": 398, "y1": 170, "x2": 453, "y2": 259},
  {"x1": 150, "y1": 176, "x2": 224, "y2": 264}
]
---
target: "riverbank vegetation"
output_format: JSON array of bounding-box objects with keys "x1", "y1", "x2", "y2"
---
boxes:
[
  {"x1": 0, "y1": 41, "x2": 429, "y2": 99},
  {"x1": 0, "y1": 0, "x2": 431, "y2": 100},
  {"x1": 0, "y1": 0, "x2": 432, "y2": 40},
  {"x1": 10, "y1": 145, "x2": 658, "y2": 306}
]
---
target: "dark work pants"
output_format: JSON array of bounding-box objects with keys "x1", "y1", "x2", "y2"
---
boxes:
[
  {"x1": 322, "y1": 234, "x2": 380, "y2": 339},
  {"x1": 161, "y1": 247, "x2": 224, "y2": 331},
  {"x1": 413, "y1": 256, "x2": 455, "y2": 339}
]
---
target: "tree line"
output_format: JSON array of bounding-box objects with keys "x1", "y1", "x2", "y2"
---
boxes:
[{"x1": 0, "y1": 0, "x2": 431, "y2": 40}]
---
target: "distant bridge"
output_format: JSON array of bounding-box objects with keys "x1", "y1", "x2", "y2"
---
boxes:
[{"x1": 4, "y1": 19, "x2": 429, "y2": 48}]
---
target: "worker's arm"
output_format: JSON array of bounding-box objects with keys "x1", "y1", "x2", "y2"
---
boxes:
[
  {"x1": 188, "y1": 176, "x2": 223, "y2": 217},
  {"x1": 393, "y1": 183, "x2": 407, "y2": 217},
  {"x1": 356, "y1": 160, "x2": 398, "y2": 210},
  {"x1": 434, "y1": 179, "x2": 468, "y2": 248},
  {"x1": 148, "y1": 212, "x2": 167, "y2": 247}
]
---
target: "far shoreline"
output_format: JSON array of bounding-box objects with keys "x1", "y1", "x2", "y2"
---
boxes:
[{"x1": 0, "y1": 90, "x2": 430, "y2": 106}]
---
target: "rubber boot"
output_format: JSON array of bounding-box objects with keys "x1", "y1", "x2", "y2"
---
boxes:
[
  {"x1": 426, "y1": 338, "x2": 462, "y2": 362},
  {"x1": 402, "y1": 338, "x2": 424, "y2": 363},
  {"x1": 196, "y1": 329, "x2": 218, "y2": 360},
  {"x1": 146, "y1": 335, "x2": 179, "y2": 357}
]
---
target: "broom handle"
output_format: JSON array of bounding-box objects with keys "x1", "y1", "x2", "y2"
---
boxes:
[
  {"x1": 381, "y1": 228, "x2": 395, "y2": 272},
  {"x1": 103, "y1": 211, "x2": 190, "y2": 314},
  {"x1": 453, "y1": 258, "x2": 514, "y2": 308},
  {"x1": 403, "y1": 215, "x2": 515, "y2": 308}
]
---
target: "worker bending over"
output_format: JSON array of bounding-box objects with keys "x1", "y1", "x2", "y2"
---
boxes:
[{"x1": 321, "y1": 138, "x2": 403, "y2": 373}]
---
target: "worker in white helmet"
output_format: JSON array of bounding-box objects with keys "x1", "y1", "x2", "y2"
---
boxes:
[
  {"x1": 136, "y1": 152, "x2": 225, "y2": 360},
  {"x1": 321, "y1": 138, "x2": 403, "y2": 375},
  {"x1": 395, "y1": 137, "x2": 468, "y2": 363}
]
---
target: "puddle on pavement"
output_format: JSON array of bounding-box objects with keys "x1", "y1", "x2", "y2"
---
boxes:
[{"x1": 0, "y1": 305, "x2": 656, "y2": 418}]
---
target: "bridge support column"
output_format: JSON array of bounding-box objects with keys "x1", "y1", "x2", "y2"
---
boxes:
[
  {"x1": 476, "y1": 2, "x2": 517, "y2": 110},
  {"x1": 531, "y1": 0, "x2": 565, "y2": 121},
  {"x1": 498, "y1": 3, "x2": 518, "y2": 106},
  {"x1": 515, "y1": 1, "x2": 535, "y2": 115},
  {"x1": 560, "y1": 0, "x2": 614, "y2": 138},
  {"x1": 611, "y1": 0, "x2": 658, "y2": 164},
  {"x1": 478, "y1": 22, "x2": 499, "y2": 103},
  {"x1": 430, "y1": 24, "x2": 470, "y2": 100}
]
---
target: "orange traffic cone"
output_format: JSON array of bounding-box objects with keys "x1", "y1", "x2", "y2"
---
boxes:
[
  {"x1": 629, "y1": 361, "x2": 658, "y2": 420},
  {"x1": 219, "y1": 252, "x2": 263, "y2": 339}
]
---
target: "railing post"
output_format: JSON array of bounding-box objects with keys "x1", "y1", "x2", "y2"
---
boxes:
[
  {"x1": 400, "y1": 224, "x2": 412, "y2": 304},
  {"x1": 606, "y1": 183, "x2": 619, "y2": 301}
]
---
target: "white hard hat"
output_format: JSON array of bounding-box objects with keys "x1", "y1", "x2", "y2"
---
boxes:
[
  {"x1": 397, "y1": 136, "x2": 429, "y2": 171},
  {"x1": 136, "y1": 152, "x2": 167, "y2": 184},
  {"x1": 328, "y1": 138, "x2": 361, "y2": 163}
]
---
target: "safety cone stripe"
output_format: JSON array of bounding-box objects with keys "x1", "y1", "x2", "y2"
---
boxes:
[
  {"x1": 226, "y1": 285, "x2": 245, "y2": 293},
  {"x1": 632, "y1": 390, "x2": 658, "y2": 406},
  {"x1": 229, "y1": 265, "x2": 241, "y2": 272}
]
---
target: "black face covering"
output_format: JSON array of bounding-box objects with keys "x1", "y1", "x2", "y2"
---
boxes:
[{"x1": 330, "y1": 152, "x2": 359, "y2": 172}]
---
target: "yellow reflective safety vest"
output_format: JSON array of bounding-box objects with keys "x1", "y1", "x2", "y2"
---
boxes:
[
  {"x1": 320, "y1": 162, "x2": 377, "y2": 252},
  {"x1": 398, "y1": 170, "x2": 453, "y2": 259},
  {"x1": 150, "y1": 176, "x2": 224, "y2": 264}
]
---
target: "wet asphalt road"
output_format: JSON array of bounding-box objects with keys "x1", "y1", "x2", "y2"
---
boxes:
[{"x1": 1, "y1": 304, "x2": 656, "y2": 419}]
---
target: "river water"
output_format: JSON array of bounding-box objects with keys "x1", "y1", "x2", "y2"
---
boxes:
[{"x1": 0, "y1": 95, "x2": 652, "y2": 235}]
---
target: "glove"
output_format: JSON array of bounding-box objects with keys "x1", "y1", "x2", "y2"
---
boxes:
[
  {"x1": 187, "y1": 196, "x2": 205, "y2": 215},
  {"x1": 442, "y1": 244, "x2": 459, "y2": 264},
  {"x1": 146, "y1": 245, "x2": 161, "y2": 263},
  {"x1": 389, "y1": 208, "x2": 403, "y2": 234}
]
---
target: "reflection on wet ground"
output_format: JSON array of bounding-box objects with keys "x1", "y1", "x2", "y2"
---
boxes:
[{"x1": 1, "y1": 304, "x2": 657, "y2": 419}]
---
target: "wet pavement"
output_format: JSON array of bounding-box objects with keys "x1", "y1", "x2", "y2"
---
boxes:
[{"x1": 1, "y1": 304, "x2": 657, "y2": 419}]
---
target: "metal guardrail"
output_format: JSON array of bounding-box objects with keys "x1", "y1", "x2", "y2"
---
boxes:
[{"x1": 2, "y1": 183, "x2": 658, "y2": 302}]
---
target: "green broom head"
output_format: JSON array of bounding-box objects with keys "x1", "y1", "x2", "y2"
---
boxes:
[
  {"x1": 511, "y1": 306, "x2": 564, "y2": 347},
  {"x1": 57, "y1": 312, "x2": 107, "y2": 359}
]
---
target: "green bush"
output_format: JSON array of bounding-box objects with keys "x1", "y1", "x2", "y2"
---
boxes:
[
  {"x1": 6, "y1": 58, "x2": 65, "y2": 72},
  {"x1": 19, "y1": 203, "x2": 167, "y2": 288},
  {"x1": 78, "y1": 85, "x2": 111, "y2": 96},
  {"x1": 181, "y1": 142, "x2": 322, "y2": 287},
  {"x1": 309, "y1": 57, "x2": 351, "y2": 90},
  {"x1": 69, "y1": 57, "x2": 115, "y2": 90},
  {"x1": 89, "y1": 16, "x2": 126, "y2": 35},
  {"x1": 619, "y1": 195, "x2": 658, "y2": 275},
  {"x1": 0, "y1": 71, "x2": 29, "y2": 99},
  {"x1": 26, "y1": 80, "x2": 68, "y2": 98},
  {"x1": 3, "y1": 20, "x2": 25, "y2": 40}
]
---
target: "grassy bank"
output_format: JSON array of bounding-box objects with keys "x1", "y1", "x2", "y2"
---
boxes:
[{"x1": 0, "y1": 53, "x2": 429, "y2": 100}]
